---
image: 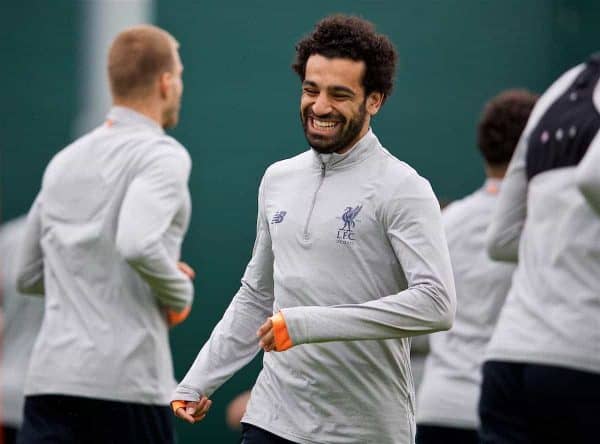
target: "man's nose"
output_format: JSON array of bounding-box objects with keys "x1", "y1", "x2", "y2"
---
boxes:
[{"x1": 311, "y1": 93, "x2": 332, "y2": 116}]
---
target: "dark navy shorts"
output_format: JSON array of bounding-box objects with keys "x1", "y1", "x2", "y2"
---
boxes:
[
  {"x1": 240, "y1": 423, "x2": 298, "y2": 444},
  {"x1": 479, "y1": 360, "x2": 600, "y2": 444},
  {"x1": 416, "y1": 424, "x2": 478, "y2": 444},
  {"x1": 1, "y1": 424, "x2": 18, "y2": 444},
  {"x1": 18, "y1": 394, "x2": 175, "y2": 444}
]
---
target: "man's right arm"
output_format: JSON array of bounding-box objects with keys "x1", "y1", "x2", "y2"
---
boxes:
[{"x1": 172, "y1": 174, "x2": 275, "y2": 414}]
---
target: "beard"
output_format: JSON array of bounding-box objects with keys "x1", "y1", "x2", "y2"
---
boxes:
[
  {"x1": 301, "y1": 101, "x2": 367, "y2": 154},
  {"x1": 162, "y1": 85, "x2": 182, "y2": 129},
  {"x1": 162, "y1": 103, "x2": 180, "y2": 129}
]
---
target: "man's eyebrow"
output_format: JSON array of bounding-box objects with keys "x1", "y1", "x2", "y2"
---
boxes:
[
  {"x1": 302, "y1": 80, "x2": 356, "y2": 96},
  {"x1": 302, "y1": 80, "x2": 318, "y2": 88},
  {"x1": 328, "y1": 85, "x2": 355, "y2": 95},
  {"x1": 302, "y1": 81, "x2": 356, "y2": 96}
]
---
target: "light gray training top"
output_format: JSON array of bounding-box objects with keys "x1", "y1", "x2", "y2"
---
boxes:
[
  {"x1": 486, "y1": 64, "x2": 600, "y2": 374},
  {"x1": 417, "y1": 179, "x2": 515, "y2": 429},
  {"x1": 576, "y1": 122, "x2": 600, "y2": 215},
  {"x1": 1, "y1": 217, "x2": 44, "y2": 427},
  {"x1": 15, "y1": 106, "x2": 193, "y2": 405},
  {"x1": 173, "y1": 130, "x2": 456, "y2": 444}
]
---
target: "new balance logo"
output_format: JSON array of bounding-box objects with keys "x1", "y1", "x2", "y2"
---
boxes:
[{"x1": 271, "y1": 211, "x2": 287, "y2": 224}]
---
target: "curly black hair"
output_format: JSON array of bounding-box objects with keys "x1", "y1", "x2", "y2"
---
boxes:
[
  {"x1": 477, "y1": 89, "x2": 538, "y2": 166},
  {"x1": 292, "y1": 15, "x2": 398, "y2": 101}
]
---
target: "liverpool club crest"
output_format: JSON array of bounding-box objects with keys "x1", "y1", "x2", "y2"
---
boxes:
[{"x1": 337, "y1": 205, "x2": 362, "y2": 244}]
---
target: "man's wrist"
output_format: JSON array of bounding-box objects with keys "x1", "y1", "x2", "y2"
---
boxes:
[
  {"x1": 167, "y1": 305, "x2": 191, "y2": 327},
  {"x1": 270, "y1": 311, "x2": 293, "y2": 351},
  {"x1": 171, "y1": 400, "x2": 187, "y2": 414}
]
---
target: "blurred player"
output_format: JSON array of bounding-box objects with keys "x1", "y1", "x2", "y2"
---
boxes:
[
  {"x1": 0, "y1": 217, "x2": 44, "y2": 444},
  {"x1": 225, "y1": 390, "x2": 251, "y2": 431},
  {"x1": 416, "y1": 90, "x2": 537, "y2": 444},
  {"x1": 481, "y1": 53, "x2": 600, "y2": 443},
  {"x1": 171, "y1": 15, "x2": 456, "y2": 444},
  {"x1": 14, "y1": 25, "x2": 194, "y2": 444}
]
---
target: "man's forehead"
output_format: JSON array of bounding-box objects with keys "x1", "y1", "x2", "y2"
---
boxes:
[{"x1": 304, "y1": 54, "x2": 365, "y2": 88}]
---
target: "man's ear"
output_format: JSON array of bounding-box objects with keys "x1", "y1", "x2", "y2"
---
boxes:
[
  {"x1": 159, "y1": 72, "x2": 172, "y2": 98},
  {"x1": 366, "y1": 91, "x2": 384, "y2": 116}
]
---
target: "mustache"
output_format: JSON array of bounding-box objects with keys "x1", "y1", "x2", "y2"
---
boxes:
[{"x1": 303, "y1": 109, "x2": 345, "y2": 122}]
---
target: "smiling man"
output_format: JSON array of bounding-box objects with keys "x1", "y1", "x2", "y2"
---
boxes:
[
  {"x1": 172, "y1": 16, "x2": 456, "y2": 444},
  {"x1": 300, "y1": 55, "x2": 374, "y2": 153}
]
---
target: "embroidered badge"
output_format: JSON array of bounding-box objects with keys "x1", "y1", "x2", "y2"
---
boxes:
[
  {"x1": 271, "y1": 211, "x2": 287, "y2": 224},
  {"x1": 336, "y1": 205, "x2": 362, "y2": 244}
]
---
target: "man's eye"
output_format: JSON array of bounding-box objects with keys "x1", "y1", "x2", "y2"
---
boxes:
[{"x1": 303, "y1": 89, "x2": 318, "y2": 95}]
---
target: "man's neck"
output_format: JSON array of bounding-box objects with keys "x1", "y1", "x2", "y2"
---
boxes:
[
  {"x1": 485, "y1": 164, "x2": 507, "y2": 179},
  {"x1": 112, "y1": 99, "x2": 163, "y2": 128}
]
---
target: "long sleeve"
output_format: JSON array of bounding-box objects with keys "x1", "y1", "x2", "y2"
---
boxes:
[
  {"x1": 15, "y1": 196, "x2": 45, "y2": 295},
  {"x1": 485, "y1": 135, "x2": 529, "y2": 262},
  {"x1": 576, "y1": 132, "x2": 600, "y2": 215},
  {"x1": 173, "y1": 177, "x2": 275, "y2": 400},
  {"x1": 116, "y1": 145, "x2": 193, "y2": 311},
  {"x1": 280, "y1": 174, "x2": 456, "y2": 346}
]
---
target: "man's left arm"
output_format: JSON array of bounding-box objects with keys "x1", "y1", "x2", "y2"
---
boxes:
[
  {"x1": 15, "y1": 196, "x2": 45, "y2": 295},
  {"x1": 259, "y1": 174, "x2": 456, "y2": 351}
]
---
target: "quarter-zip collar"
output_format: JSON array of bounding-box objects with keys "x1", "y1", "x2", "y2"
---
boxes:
[
  {"x1": 106, "y1": 106, "x2": 165, "y2": 135},
  {"x1": 311, "y1": 128, "x2": 379, "y2": 170}
]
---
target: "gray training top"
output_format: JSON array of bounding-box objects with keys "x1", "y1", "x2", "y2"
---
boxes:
[
  {"x1": 417, "y1": 179, "x2": 515, "y2": 429},
  {"x1": 1, "y1": 217, "x2": 44, "y2": 427},
  {"x1": 173, "y1": 130, "x2": 456, "y2": 444},
  {"x1": 15, "y1": 106, "x2": 193, "y2": 405},
  {"x1": 486, "y1": 62, "x2": 600, "y2": 374}
]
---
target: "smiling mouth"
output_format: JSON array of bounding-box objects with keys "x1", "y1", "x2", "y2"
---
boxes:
[{"x1": 309, "y1": 117, "x2": 341, "y2": 133}]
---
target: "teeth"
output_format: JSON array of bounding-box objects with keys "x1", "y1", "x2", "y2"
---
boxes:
[{"x1": 313, "y1": 119, "x2": 337, "y2": 129}]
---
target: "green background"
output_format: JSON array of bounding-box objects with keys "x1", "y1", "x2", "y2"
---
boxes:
[{"x1": 2, "y1": 1, "x2": 599, "y2": 442}]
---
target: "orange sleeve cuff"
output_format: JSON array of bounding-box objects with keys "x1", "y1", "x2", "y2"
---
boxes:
[
  {"x1": 270, "y1": 311, "x2": 293, "y2": 351},
  {"x1": 171, "y1": 400, "x2": 187, "y2": 414},
  {"x1": 167, "y1": 305, "x2": 191, "y2": 327}
]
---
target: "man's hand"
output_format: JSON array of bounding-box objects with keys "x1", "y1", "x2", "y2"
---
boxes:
[
  {"x1": 178, "y1": 261, "x2": 195, "y2": 280},
  {"x1": 174, "y1": 396, "x2": 212, "y2": 424},
  {"x1": 226, "y1": 390, "x2": 251, "y2": 431},
  {"x1": 257, "y1": 318, "x2": 275, "y2": 352}
]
